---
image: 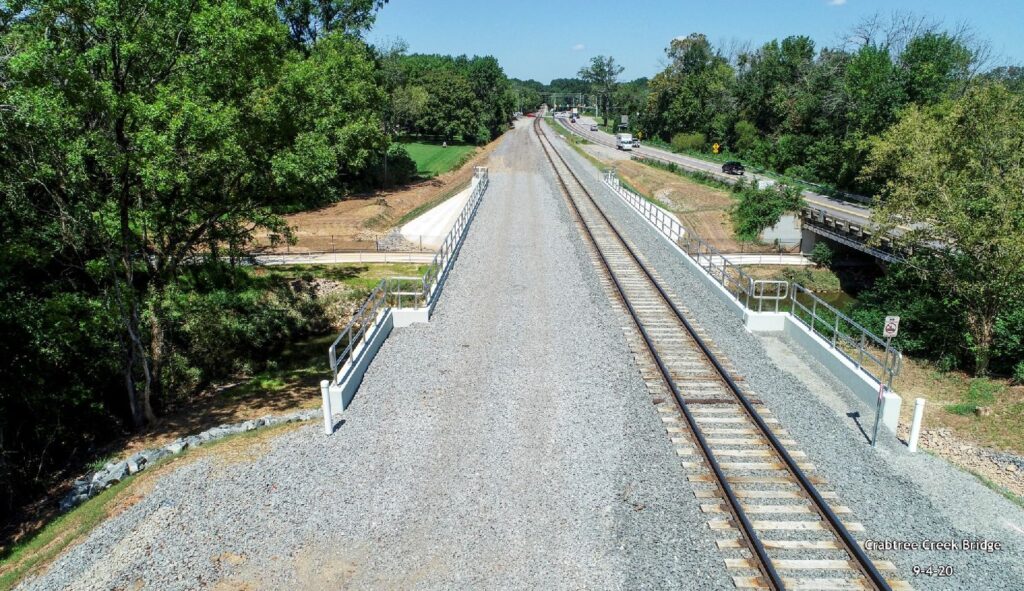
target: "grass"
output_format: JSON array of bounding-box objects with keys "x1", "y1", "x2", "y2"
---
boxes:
[
  {"x1": 401, "y1": 142, "x2": 476, "y2": 178},
  {"x1": 394, "y1": 179, "x2": 471, "y2": 227},
  {"x1": 250, "y1": 263, "x2": 429, "y2": 296},
  {"x1": 0, "y1": 422, "x2": 303, "y2": 590},
  {"x1": 743, "y1": 265, "x2": 843, "y2": 293},
  {"x1": 944, "y1": 378, "x2": 1003, "y2": 416},
  {"x1": 893, "y1": 360, "x2": 1024, "y2": 455},
  {"x1": 634, "y1": 156, "x2": 736, "y2": 193}
]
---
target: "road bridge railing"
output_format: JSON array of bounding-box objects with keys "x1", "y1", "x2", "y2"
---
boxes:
[{"x1": 600, "y1": 169, "x2": 903, "y2": 432}]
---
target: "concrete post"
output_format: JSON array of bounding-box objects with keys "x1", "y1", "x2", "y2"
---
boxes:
[
  {"x1": 320, "y1": 379, "x2": 334, "y2": 435},
  {"x1": 908, "y1": 398, "x2": 926, "y2": 453}
]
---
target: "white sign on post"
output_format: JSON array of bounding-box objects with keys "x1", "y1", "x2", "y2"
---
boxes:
[{"x1": 883, "y1": 316, "x2": 900, "y2": 338}]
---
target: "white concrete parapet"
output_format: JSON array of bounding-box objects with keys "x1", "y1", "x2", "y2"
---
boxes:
[
  {"x1": 322, "y1": 168, "x2": 489, "y2": 432},
  {"x1": 601, "y1": 172, "x2": 903, "y2": 435}
]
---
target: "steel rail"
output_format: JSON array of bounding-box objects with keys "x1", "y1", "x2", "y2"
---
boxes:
[{"x1": 535, "y1": 117, "x2": 892, "y2": 591}]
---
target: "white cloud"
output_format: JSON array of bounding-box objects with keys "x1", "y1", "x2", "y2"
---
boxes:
[
  {"x1": 572, "y1": 43, "x2": 585, "y2": 51},
  {"x1": 828, "y1": 0, "x2": 847, "y2": 5}
]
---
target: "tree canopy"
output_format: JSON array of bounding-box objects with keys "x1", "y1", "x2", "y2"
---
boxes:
[
  {"x1": 0, "y1": 0, "x2": 515, "y2": 524},
  {"x1": 865, "y1": 83, "x2": 1024, "y2": 375},
  {"x1": 637, "y1": 21, "x2": 983, "y2": 193}
]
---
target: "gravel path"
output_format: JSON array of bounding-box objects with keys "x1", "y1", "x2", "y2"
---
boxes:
[
  {"x1": 18, "y1": 122, "x2": 733, "y2": 590},
  {"x1": 546, "y1": 121, "x2": 1024, "y2": 590}
]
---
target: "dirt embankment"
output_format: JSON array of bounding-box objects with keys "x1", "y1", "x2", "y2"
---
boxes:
[
  {"x1": 577, "y1": 146, "x2": 787, "y2": 253},
  {"x1": 254, "y1": 138, "x2": 502, "y2": 253}
]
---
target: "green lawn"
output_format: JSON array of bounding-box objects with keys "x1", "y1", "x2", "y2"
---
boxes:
[{"x1": 401, "y1": 142, "x2": 476, "y2": 177}]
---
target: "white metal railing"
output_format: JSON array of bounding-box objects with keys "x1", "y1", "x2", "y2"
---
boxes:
[
  {"x1": 421, "y1": 167, "x2": 489, "y2": 306},
  {"x1": 328, "y1": 167, "x2": 489, "y2": 383},
  {"x1": 790, "y1": 284, "x2": 901, "y2": 387},
  {"x1": 601, "y1": 169, "x2": 900, "y2": 382}
]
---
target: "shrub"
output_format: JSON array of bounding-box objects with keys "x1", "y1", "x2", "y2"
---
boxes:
[
  {"x1": 382, "y1": 144, "x2": 417, "y2": 187},
  {"x1": 671, "y1": 132, "x2": 706, "y2": 152},
  {"x1": 730, "y1": 180, "x2": 805, "y2": 241},
  {"x1": 733, "y1": 120, "x2": 758, "y2": 155},
  {"x1": 1014, "y1": 361, "x2": 1024, "y2": 385},
  {"x1": 810, "y1": 243, "x2": 834, "y2": 268}
]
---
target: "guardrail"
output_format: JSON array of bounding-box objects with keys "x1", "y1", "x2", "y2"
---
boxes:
[
  {"x1": 601, "y1": 169, "x2": 900, "y2": 382},
  {"x1": 327, "y1": 167, "x2": 489, "y2": 383},
  {"x1": 604, "y1": 170, "x2": 776, "y2": 310},
  {"x1": 422, "y1": 168, "x2": 489, "y2": 306},
  {"x1": 790, "y1": 284, "x2": 900, "y2": 387}
]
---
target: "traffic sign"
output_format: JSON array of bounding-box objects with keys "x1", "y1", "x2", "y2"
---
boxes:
[
  {"x1": 883, "y1": 316, "x2": 900, "y2": 338},
  {"x1": 712, "y1": 143, "x2": 720, "y2": 154}
]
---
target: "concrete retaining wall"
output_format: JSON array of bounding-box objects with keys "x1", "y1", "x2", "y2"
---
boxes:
[
  {"x1": 329, "y1": 308, "x2": 394, "y2": 411},
  {"x1": 604, "y1": 179, "x2": 903, "y2": 434}
]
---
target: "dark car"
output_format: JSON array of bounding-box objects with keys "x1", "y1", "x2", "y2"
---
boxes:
[{"x1": 722, "y1": 161, "x2": 745, "y2": 175}]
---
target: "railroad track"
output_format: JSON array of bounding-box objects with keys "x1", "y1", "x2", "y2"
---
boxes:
[{"x1": 533, "y1": 117, "x2": 910, "y2": 591}]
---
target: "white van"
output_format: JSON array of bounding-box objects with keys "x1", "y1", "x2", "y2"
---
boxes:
[{"x1": 616, "y1": 133, "x2": 634, "y2": 151}]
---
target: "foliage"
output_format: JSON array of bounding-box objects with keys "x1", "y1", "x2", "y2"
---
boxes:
[
  {"x1": 945, "y1": 379, "x2": 1003, "y2": 416},
  {"x1": 276, "y1": 0, "x2": 387, "y2": 45},
  {"x1": 777, "y1": 267, "x2": 842, "y2": 293},
  {"x1": 639, "y1": 18, "x2": 982, "y2": 193},
  {"x1": 864, "y1": 83, "x2": 1024, "y2": 375},
  {"x1": 809, "y1": 243, "x2": 834, "y2": 268},
  {"x1": 0, "y1": 0, "x2": 515, "y2": 532},
  {"x1": 730, "y1": 181, "x2": 805, "y2": 241},
  {"x1": 387, "y1": 53, "x2": 513, "y2": 143},
  {"x1": 509, "y1": 78, "x2": 544, "y2": 112},
  {"x1": 1014, "y1": 362, "x2": 1024, "y2": 386},
  {"x1": 379, "y1": 143, "x2": 418, "y2": 186},
  {"x1": 578, "y1": 55, "x2": 624, "y2": 126},
  {"x1": 671, "y1": 132, "x2": 707, "y2": 152},
  {"x1": 645, "y1": 34, "x2": 735, "y2": 146}
]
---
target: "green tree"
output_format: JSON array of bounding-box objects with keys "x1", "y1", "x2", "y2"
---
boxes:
[
  {"x1": 865, "y1": 83, "x2": 1024, "y2": 374},
  {"x1": 264, "y1": 32, "x2": 388, "y2": 203},
  {"x1": 898, "y1": 32, "x2": 974, "y2": 105},
  {"x1": 578, "y1": 55, "x2": 624, "y2": 126},
  {"x1": 644, "y1": 34, "x2": 735, "y2": 144},
  {"x1": 276, "y1": 0, "x2": 387, "y2": 45},
  {"x1": 1, "y1": 0, "x2": 298, "y2": 425}
]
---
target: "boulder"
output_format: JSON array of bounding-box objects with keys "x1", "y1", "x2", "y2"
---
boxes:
[
  {"x1": 165, "y1": 439, "x2": 187, "y2": 455},
  {"x1": 93, "y1": 461, "x2": 129, "y2": 489}
]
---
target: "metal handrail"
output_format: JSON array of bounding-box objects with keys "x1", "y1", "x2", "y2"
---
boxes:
[
  {"x1": 602, "y1": 170, "x2": 901, "y2": 383},
  {"x1": 328, "y1": 168, "x2": 489, "y2": 383},
  {"x1": 328, "y1": 280, "x2": 388, "y2": 384},
  {"x1": 790, "y1": 284, "x2": 901, "y2": 385}
]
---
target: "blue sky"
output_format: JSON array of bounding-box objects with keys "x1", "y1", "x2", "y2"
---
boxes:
[{"x1": 369, "y1": 0, "x2": 1024, "y2": 82}]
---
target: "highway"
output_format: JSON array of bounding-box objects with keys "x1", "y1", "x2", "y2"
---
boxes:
[{"x1": 555, "y1": 115, "x2": 876, "y2": 225}]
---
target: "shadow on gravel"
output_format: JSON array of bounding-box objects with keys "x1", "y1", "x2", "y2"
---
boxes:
[{"x1": 847, "y1": 411, "x2": 871, "y2": 444}]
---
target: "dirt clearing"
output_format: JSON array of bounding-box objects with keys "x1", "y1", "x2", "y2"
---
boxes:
[{"x1": 253, "y1": 136, "x2": 502, "y2": 253}]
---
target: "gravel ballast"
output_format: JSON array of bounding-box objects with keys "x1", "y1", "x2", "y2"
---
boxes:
[
  {"x1": 17, "y1": 122, "x2": 733, "y2": 590},
  {"x1": 546, "y1": 121, "x2": 1024, "y2": 590}
]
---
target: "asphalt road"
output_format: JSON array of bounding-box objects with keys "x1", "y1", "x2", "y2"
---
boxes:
[{"x1": 557, "y1": 115, "x2": 875, "y2": 224}]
